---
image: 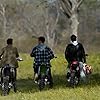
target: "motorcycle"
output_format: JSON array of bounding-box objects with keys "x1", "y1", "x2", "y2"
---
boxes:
[
  {"x1": 1, "y1": 64, "x2": 16, "y2": 96},
  {"x1": 0, "y1": 57, "x2": 23, "y2": 96},
  {"x1": 67, "y1": 61, "x2": 80, "y2": 88},
  {"x1": 37, "y1": 63, "x2": 53, "y2": 91}
]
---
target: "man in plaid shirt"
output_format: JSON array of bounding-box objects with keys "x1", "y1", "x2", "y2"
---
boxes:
[{"x1": 30, "y1": 36, "x2": 54, "y2": 84}]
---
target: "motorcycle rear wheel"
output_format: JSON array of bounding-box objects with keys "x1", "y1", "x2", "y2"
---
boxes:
[{"x1": 2, "y1": 77, "x2": 10, "y2": 96}]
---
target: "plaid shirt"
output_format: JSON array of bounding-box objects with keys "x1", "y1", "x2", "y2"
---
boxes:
[{"x1": 30, "y1": 44, "x2": 54, "y2": 68}]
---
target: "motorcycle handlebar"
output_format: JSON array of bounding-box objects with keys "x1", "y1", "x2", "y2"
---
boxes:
[
  {"x1": 85, "y1": 54, "x2": 88, "y2": 57},
  {"x1": 16, "y1": 57, "x2": 23, "y2": 61},
  {"x1": 54, "y1": 56, "x2": 57, "y2": 58}
]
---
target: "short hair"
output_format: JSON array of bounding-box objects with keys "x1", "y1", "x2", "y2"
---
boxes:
[
  {"x1": 71, "y1": 35, "x2": 77, "y2": 42},
  {"x1": 38, "y1": 36, "x2": 45, "y2": 43},
  {"x1": 7, "y1": 38, "x2": 13, "y2": 45}
]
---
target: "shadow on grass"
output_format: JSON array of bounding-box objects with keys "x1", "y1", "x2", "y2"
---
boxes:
[
  {"x1": 86, "y1": 73, "x2": 100, "y2": 86},
  {"x1": 53, "y1": 74, "x2": 67, "y2": 88},
  {"x1": 2, "y1": 73, "x2": 99, "y2": 93},
  {"x1": 17, "y1": 78, "x2": 39, "y2": 93},
  {"x1": 53, "y1": 73, "x2": 100, "y2": 88},
  {"x1": 15, "y1": 75, "x2": 67, "y2": 93},
  {"x1": 0, "y1": 78, "x2": 39, "y2": 94}
]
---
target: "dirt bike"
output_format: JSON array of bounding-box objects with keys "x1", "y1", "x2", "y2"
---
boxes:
[
  {"x1": 37, "y1": 63, "x2": 53, "y2": 91},
  {"x1": 67, "y1": 61, "x2": 80, "y2": 88},
  {"x1": 0, "y1": 57, "x2": 23, "y2": 96},
  {"x1": 1, "y1": 64, "x2": 17, "y2": 96}
]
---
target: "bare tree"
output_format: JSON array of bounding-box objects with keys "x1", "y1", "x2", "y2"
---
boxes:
[
  {"x1": 0, "y1": 4, "x2": 7, "y2": 37},
  {"x1": 28, "y1": 0, "x2": 60, "y2": 48},
  {"x1": 32, "y1": 0, "x2": 60, "y2": 49},
  {"x1": 44, "y1": 1, "x2": 60, "y2": 49},
  {"x1": 60, "y1": 0, "x2": 84, "y2": 36}
]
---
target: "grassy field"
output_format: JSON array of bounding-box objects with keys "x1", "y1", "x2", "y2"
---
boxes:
[{"x1": 0, "y1": 53, "x2": 100, "y2": 100}]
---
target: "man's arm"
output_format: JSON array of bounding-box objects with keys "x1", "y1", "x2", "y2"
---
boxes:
[
  {"x1": 0, "y1": 48, "x2": 4, "y2": 59},
  {"x1": 15, "y1": 47, "x2": 19, "y2": 58},
  {"x1": 65, "y1": 45, "x2": 70, "y2": 63},
  {"x1": 47, "y1": 47, "x2": 54, "y2": 60},
  {"x1": 30, "y1": 47, "x2": 36, "y2": 57},
  {"x1": 80, "y1": 44, "x2": 86, "y2": 63}
]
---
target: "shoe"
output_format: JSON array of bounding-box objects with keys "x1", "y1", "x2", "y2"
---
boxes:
[
  {"x1": 34, "y1": 80, "x2": 38, "y2": 84},
  {"x1": 34, "y1": 73, "x2": 38, "y2": 83}
]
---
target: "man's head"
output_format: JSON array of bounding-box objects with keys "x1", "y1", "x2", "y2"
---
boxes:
[
  {"x1": 70, "y1": 35, "x2": 77, "y2": 42},
  {"x1": 7, "y1": 38, "x2": 13, "y2": 45},
  {"x1": 38, "y1": 36, "x2": 45, "y2": 44}
]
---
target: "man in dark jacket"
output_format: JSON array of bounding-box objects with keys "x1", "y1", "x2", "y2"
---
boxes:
[
  {"x1": 30, "y1": 36, "x2": 54, "y2": 85},
  {"x1": 65, "y1": 35, "x2": 86, "y2": 65},
  {"x1": 65, "y1": 35, "x2": 86, "y2": 80}
]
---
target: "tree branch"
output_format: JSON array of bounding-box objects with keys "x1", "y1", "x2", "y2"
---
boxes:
[
  {"x1": 36, "y1": 0, "x2": 47, "y2": 8},
  {"x1": 61, "y1": 0, "x2": 72, "y2": 14},
  {"x1": 60, "y1": 0, "x2": 72, "y2": 18},
  {"x1": 0, "y1": 4, "x2": 5, "y2": 16},
  {"x1": 68, "y1": 0, "x2": 72, "y2": 8},
  {"x1": 51, "y1": 1, "x2": 60, "y2": 34},
  {"x1": 62, "y1": 0, "x2": 72, "y2": 9},
  {"x1": 77, "y1": 0, "x2": 84, "y2": 8}
]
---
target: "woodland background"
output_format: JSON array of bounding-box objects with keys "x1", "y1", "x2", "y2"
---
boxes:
[{"x1": 0, "y1": 0, "x2": 100, "y2": 53}]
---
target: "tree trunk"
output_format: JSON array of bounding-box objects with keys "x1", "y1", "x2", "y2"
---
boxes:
[
  {"x1": 70, "y1": 0, "x2": 79, "y2": 37},
  {"x1": 45, "y1": 1, "x2": 59, "y2": 49},
  {"x1": 45, "y1": 17, "x2": 56, "y2": 49},
  {"x1": 0, "y1": 4, "x2": 7, "y2": 38},
  {"x1": 60, "y1": 0, "x2": 83, "y2": 37},
  {"x1": 70, "y1": 12, "x2": 79, "y2": 36}
]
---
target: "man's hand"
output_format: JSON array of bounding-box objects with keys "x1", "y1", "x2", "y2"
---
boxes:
[{"x1": 16, "y1": 57, "x2": 23, "y2": 61}]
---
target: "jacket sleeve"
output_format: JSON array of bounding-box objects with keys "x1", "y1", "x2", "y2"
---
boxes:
[
  {"x1": 30, "y1": 47, "x2": 36, "y2": 57},
  {"x1": 65, "y1": 45, "x2": 70, "y2": 63},
  {"x1": 15, "y1": 47, "x2": 19, "y2": 58},
  {"x1": 48, "y1": 47, "x2": 54, "y2": 60},
  {"x1": 80, "y1": 44, "x2": 86, "y2": 63},
  {"x1": 0, "y1": 48, "x2": 4, "y2": 59}
]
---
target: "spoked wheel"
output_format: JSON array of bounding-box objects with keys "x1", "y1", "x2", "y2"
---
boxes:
[
  {"x1": 70, "y1": 73, "x2": 76, "y2": 88},
  {"x1": 2, "y1": 77, "x2": 10, "y2": 96},
  {"x1": 70, "y1": 72, "x2": 80, "y2": 88},
  {"x1": 39, "y1": 78, "x2": 45, "y2": 91},
  {"x1": 70, "y1": 78, "x2": 75, "y2": 88}
]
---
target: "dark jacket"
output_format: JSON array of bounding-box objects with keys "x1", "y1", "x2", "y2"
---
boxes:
[{"x1": 65, "y1": 42, "x2": 86, "y2": 63}]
